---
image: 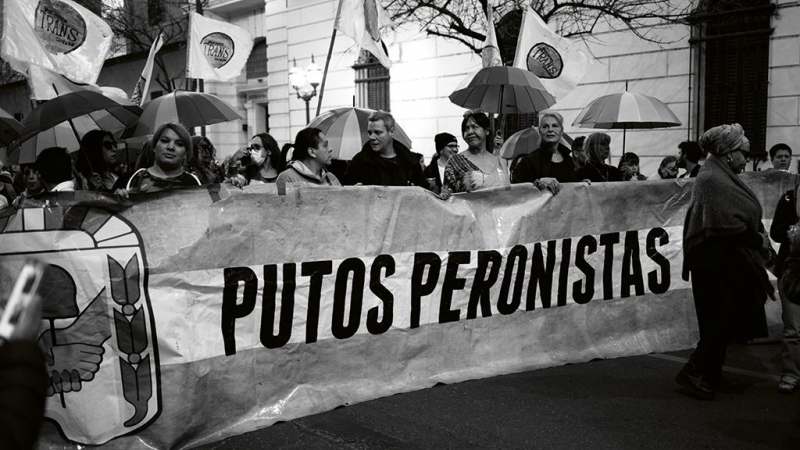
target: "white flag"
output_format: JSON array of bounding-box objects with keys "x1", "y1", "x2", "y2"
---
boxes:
[
  {"x1": 334, "y1": 0, "x2": 394, "y2": 69},
  {"x1": 130, "y1": 32, "x2": 165, "y2": 106},
  {"x1": 27, "y1": 65, "x2": 128, "y2": 102},
  {"x1": 513, "y1": 7, "x2": 594, "y2": 101},
  {"x1": 186, "y1": 13, "x2": 254, "y2": 81},
  {"x1": 1, "y1": 0, "x2": 113, "y2": 84},
  {"x1": 481, "y1": 1, "x2": 502, "y2": 67}
]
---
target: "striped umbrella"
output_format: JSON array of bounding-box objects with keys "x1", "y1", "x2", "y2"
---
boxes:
[
  {"x1": 572, "y1": 91, "x2": 681, "y2": 153},
  {"x1": 499, "y1": 127, "x2": 541, "y2": 160},
  {"x1": 449, "y1": 66, "x2": 556, "y2": 114},
  {"x1": 308, "y1": 107, "x2": 413, "y2": 160},
  {"x1": 8, "y1": 90, "x2": 142, "y2": 165},
  {"x1": 122, "y1": 90, "x2": 242, "y2": 138},
  {"x1": 0, "y1": 107, "x2": 23, "y2": 148}
]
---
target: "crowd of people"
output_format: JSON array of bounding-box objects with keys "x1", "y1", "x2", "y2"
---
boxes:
[{"x1": 1, "y1": 108, "x2": 797, "y2": 209}]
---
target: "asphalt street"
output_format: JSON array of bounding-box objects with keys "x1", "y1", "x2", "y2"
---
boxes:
[{"x1": 196, "y1": 341, "x2": 800, "y2": 450}]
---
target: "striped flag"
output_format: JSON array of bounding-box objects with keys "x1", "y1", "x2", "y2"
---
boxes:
[
  {"x1": 334, "y1": 0, "x2": 394, "y2": 69},
  {"x1": 481, "y1": 0, "x2": 502, "y2": 67},
  {"x1": 130, "y1": 33, "x2": 165, "y2": 106}
]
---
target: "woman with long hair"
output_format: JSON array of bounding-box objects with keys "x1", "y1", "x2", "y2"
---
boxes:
[
  {"x1": 75, "y1": 129, "x2": 120, "y2": 192},
  {"x1": 226, "y1": 133, "x2": 281, "y2": 187},
  {"x1": 115, "y1": 122, "x2": 200, "y2": 197},
  {"x1": 190, "y1": 136, "x2": 224, "y2": 185},
  {"x1": 575, "y1": 133, "x2": 622, "y2": 183}
]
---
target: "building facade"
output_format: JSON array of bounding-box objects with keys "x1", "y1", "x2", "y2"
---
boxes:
[{"x1": 2, "y1": 0, "x2": 799, "y2": 177}]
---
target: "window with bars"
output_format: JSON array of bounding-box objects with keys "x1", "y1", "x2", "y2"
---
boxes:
[
  {"x1": 353, "y1": 50, "x2": 390, "y2": 111},
  {"x1": 689, "y1": 0, "x2": 774, "y2": 160},
  {"x1": 246, "y1": 38, "x2": 267, "y2": 80}
]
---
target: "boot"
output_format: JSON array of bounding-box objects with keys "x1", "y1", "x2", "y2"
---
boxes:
[{"x1": 675, "y1": 365, "x2": 716, "y2": 401}]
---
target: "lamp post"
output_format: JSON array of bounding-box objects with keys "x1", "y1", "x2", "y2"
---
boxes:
[{"x1": 289, "y1": 56, "x2": 322, "y2": 124}]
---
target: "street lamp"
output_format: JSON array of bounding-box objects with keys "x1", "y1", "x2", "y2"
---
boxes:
[{"x1": 289, "y1": 56, "x2": 322, "y2": 124}]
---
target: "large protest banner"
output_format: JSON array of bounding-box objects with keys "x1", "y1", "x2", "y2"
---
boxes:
[{"x1": 0, "y1": 171, "x2": 794, "y2": 449}]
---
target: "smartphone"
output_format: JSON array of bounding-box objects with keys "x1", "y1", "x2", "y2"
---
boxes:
[{"x1": 0, "y1": 260, "x2": 45, "y2": 341}]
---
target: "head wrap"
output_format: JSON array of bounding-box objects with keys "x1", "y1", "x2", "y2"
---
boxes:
[
  {"x1": 699, "y1": 123, "x2": 749, "y2": 156},
  {"x1": 434, "y1": 133, "x2": 458, "y2": 152}
]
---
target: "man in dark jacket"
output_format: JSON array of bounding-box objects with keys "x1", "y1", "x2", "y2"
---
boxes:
[{"x1": 343, "y1": 110, "x2": 427, "y2": 188}]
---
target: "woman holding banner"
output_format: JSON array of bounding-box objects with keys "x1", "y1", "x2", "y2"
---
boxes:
[
  {"x1": 510, "y1": 111, "x2": 576, "y2": 194},
  {"x1": 115, "y1": 123, "x2": 201, "y2": 197},
  {"x1": 678, "y1": 123, "x2": 774, "y2": 401},
  {"x1": 442, "y1": 111, "x2": 508, "y2": 195}
]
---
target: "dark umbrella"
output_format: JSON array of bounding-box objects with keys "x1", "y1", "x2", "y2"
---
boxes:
[
  {"x1": 8, "y1": 90, "x2": 142, "y2": 165},
  {"x1": 122, "y1": 91, "x2": 242, "y2": 138},
  {"x1": 0, "y1": 107, "x2": 23, "y2": 148},
  {"x1": 449, "y1": 66, "x2": 556, "y2": 114}
]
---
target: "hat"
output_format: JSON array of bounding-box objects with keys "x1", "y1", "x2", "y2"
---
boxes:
[
  {"x1": 434, "y1": 133, "x2": 457, "y2": 152},
  {"x1": 699, "y1": 123, "x2": 749, "y2": 156}
]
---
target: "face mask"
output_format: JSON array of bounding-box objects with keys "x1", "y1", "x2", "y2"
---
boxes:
[{"x1": 250, "y1": 149, "x2": 266, "y2": 166}]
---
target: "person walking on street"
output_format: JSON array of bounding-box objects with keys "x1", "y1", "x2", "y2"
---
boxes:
[
  {"x1": 677, "y1": 123, "x2": 774, "y2": 401},
  {"x1": 770, "y1": 180, "x2": 800, "y2": 394}
]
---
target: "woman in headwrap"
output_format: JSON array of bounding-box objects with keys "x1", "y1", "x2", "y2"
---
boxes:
[{"x1": 677, "y1": 123, "x2": 774, "y2": 400}]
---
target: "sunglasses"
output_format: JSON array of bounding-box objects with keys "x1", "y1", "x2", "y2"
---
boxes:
[{"x1": 102, "y1": 141, "x2": 116, "y2": 150}]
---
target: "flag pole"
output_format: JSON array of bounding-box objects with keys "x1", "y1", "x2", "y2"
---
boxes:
[
  {"x1": 195, "y1": 0, "x2": 206, "y2": 137},
  {"x1": 316, "y1": 0, "x2": 344, "y2": 117}
]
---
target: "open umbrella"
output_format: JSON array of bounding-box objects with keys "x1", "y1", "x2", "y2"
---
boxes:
[
  {"x1": 449, "y1": 66, "x2": 556, "y2": 114},
  {"x1": 122, "y1": 90, "x2": 242, "y2": 138},
  {"x1": 572, "y1": 90, "x2": 681, "y2": 154},
  {"x1": 308, "y1": 107, "x2": 413, "y2": 160},
  {"x1": 8, "y1": 90, "x2": 142, "y2": 165},
  {"x1": 0, "y1": 107, "x2": 23, "y2": 148},
  {"x1": 499, "y1": 127, "x2": 541, "y2": 160}
]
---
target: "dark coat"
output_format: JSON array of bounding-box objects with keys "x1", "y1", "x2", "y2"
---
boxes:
[
  {"x1": 0, "y1": 342, "x2": 47, "y2": 450},
  {"x1": 511, "y1": 143, "x2": 577, "y2": 184},
  {"x1": 575, "y1": 161, "x2": 623, "y2": 183},
  {"x1": 343, "y1": 140, "x2": 427, "y2": 188},
  {"x1": 770, "y1": 187, "x2": 799, "y2": 277},
  {"x1": 423, "y1": 155, "x2": 443, "y2": 193}
]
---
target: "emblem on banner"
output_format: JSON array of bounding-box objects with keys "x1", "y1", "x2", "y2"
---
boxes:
[
  {"x1": 526, "y1": 43, "x2": 563, "y2": 79},
  {"x1": 0, "y1": 206, "x2": 161, "y2": 445},
  {"x1": 201, "y1": 32, "x2": 235, "y2": 68},
  {"x1": 34, "y1": 0, "x2": 88, "y2": 55}
]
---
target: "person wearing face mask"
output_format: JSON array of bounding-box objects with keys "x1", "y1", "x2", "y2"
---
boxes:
[
  {"x1": 677, "y1": 123, "x2": 774, "y2": 401},
  {"x1": 276, "y1": 127, "x2": 341, "y2": 186},
  {"x1": 575, "y1": 133, "x2": 622, "y2": 183},
  {"x1": 115, "y1": 123, "x2": 200, "y2": 198},
  {"x1": 510, "y1": 111, "x2": 577, "y2": 195},
  {"x1": 227, "y1": 133, "x2": 281, "y2": 187}
]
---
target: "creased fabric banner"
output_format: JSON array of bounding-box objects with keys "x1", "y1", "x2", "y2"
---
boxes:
[
  {"x1": 0, "y1": 171, "x2": 794, "y2": 449},
  {"x1": 186, "y1": 12, "x2": 254, "y2": 81},
  {"x1": 512, "y1": 6, "x2": 594, "y2": 102},
  {"x1": 1, "y1": 0, "x2": 113, "y2": 84}
]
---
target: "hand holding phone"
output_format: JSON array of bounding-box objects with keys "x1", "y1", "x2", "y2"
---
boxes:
[{"x1": 0, "y1": 261, "x2": 45, "y2": 343}]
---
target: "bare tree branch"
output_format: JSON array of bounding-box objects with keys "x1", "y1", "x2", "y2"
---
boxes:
[{"x1": 386, "y1": 0, "x2": 696, "y2": 55}]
